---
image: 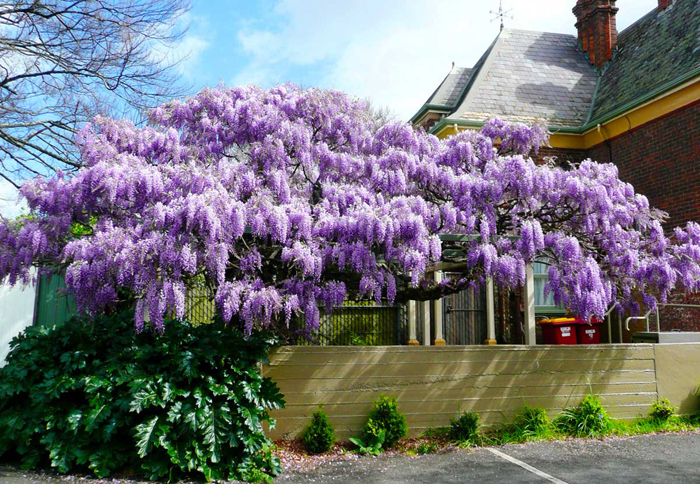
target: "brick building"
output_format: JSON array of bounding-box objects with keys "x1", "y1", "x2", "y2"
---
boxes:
[{"x1": 411, "y1": 0, "x2": 700, "y2": 336}]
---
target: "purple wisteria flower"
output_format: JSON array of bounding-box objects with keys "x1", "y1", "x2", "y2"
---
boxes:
[{"x1": 2, "y1": 84, "x2": 700, "y2": 335}]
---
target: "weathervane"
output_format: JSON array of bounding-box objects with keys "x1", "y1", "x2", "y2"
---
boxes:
[{"x1": 490, "y1": 0, "x2": 513, "y2": 32}]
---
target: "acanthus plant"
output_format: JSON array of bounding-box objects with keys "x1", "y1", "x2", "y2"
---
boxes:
[{"x1": 1, "y1": 84, "x2": 700, "y2": 335}]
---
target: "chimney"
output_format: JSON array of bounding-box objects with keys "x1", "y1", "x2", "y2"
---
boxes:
[
  {"x1": 573, "y1": 0, "x2": 619, "y2": 70},
  {"x1": 658, "y1": 0, "x2": 672, "y2": 9}
]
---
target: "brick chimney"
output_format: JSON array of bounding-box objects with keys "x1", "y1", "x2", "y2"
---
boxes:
[
  {"x1": 573, "y1": 0, "x2": 619, "y2": 70},
  {"x1": 658, "y1": 0, "x2": 672, "y2": 9}
]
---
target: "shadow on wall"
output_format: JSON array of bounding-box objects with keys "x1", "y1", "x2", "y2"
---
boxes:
[{"x1": 264, "y1": 344, "x2": 661, "y2": 440}]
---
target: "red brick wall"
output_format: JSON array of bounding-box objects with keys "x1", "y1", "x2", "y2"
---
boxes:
[
  {"x1": 657, "y1": 289, "x2": 700, "y2": 332},
  {"x1": 586, "y1": 101, "x2": 700, "y2": 331},
  {"x1": 586, "y1": 101, "x2": 700, "y2": 230}
]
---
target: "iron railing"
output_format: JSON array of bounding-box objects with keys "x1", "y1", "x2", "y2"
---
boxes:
[
  {"x1": 293, "y1": 303, "x2": 402, "y2": 346},
  {"x1": 442, "y1": 275, "x2": 487, "y2": 345}
]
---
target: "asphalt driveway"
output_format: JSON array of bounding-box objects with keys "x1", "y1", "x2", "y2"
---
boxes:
[
  {"x1": 1, "y1": 432, "x2": 698, "y2": 483},
  {"x1": 280, "y1": 432, "x2": 700, "y2": 484}
]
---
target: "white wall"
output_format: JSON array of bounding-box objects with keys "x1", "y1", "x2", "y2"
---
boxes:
[
  {"x1": 0, "y1": 281, "x2": 36, "y2": 366},
  {"x1": 1, "y1": 179, "x2": 34, "y2": 365}
]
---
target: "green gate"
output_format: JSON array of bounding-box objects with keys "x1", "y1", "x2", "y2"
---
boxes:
[{"x1": 34, "y1": 273, "x2": 77, "y2": 326}]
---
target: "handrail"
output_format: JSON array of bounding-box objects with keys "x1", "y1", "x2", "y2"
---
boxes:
[{"x1": 625, "y1": 309, "x2": 653, "y2": 332}]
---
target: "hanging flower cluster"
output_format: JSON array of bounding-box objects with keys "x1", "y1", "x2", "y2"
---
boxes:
[{"x1": 2, "y1": 84, "x2": 699, "y2": 334}]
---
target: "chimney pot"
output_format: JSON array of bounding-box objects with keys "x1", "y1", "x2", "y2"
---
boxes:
[{"x1": 658, "y1": 0, "x2": 672, "y2": 10}]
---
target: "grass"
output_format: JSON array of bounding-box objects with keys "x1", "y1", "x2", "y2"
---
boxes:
[
  {"x1": 609, "y1": 415, "x2": 700, "y2": 436},
  {"x1": 417, "y1": 413, "x2": 700, "y2": 449},
  {"x1": 273, "y1": 410, "x2": 700, "y2": 473}
]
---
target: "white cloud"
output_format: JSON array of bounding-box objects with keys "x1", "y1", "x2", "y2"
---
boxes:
[
  {"x1": 233, "y1": 0, "x2": 658, "y2": 120},
  {"x1": 152, "y1": 12, "x2": 212, "y2": 81},
  {"x1": 0, "y1": 179, "x2": 25, "y2": 219},
  {"x1": 174, "y1": 33, "x2": 210, "y2": 78}
]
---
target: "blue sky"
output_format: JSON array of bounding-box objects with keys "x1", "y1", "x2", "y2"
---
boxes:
[{"x1": 179, "y1": 0, "x2": 659, "y2": 121}]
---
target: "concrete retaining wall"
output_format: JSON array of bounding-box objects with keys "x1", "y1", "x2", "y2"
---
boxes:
[
  {"x1": 655, "y1": 344, "x2": 700, "y2": 414},
  {"x1": 264, "y1": 344, "x2": 675, "y2": 440}
]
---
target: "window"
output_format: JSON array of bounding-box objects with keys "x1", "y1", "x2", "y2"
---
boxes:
[{"x1": 533, "y1": 262, "x2": 565, "y2": 316}]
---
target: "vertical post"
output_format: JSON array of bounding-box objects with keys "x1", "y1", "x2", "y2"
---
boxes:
[
  {"x1": 422, "y1": 300, "x2": 431, "y2": 347},
  {"x1": 485, "y1": 277, "x2": 497, "y2": 345},
  {"x1": 524, "y1": 263, "x2": 536, "y2": 345},
  {"x1": 408, "y1": 300, "x2": 419, "y2": 345},
  {"x1": 618, "y1": 312, "x2": 623, "y2": 344},
  {"x1": 433, "y1": 271, "x2": 446, "y2": 345},
  {"x1": 32, "y1": 268, "x2": 41, "y2": 327}
]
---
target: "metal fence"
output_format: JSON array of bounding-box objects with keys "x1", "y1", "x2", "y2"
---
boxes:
[
  {"x1": 184, "y1": 284, "x2": 216, "y2": 326},
  {"x1": 34, "y1": 275, "x2": 402, "y2": 345},
  {"x1": 293, "y1": 303, "x2": 403, "y2": 346},
  {"x1": 442, "y1": 275, "x2": 487, "y2": 345}
]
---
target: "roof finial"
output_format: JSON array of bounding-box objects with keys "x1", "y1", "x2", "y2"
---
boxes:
[{"x1": 490, "y1": 0, "x2": 513, "y2": 32}]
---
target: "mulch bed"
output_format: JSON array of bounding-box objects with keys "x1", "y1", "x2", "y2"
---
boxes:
[{"x1": 273, "y1": 437, "x2": 458, "y2": 474}]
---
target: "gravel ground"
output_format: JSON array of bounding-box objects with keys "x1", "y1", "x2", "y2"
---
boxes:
[{"x1": 3, "y1": 431, "x2": 700, "y2": 483}]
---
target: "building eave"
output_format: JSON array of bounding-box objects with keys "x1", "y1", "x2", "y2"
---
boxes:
[
  {"x1": 409, "y1": 104, "x2": 452, "y2": 126},
  {"x1": 430, "y1": 68, "x2": 700, "y2": 151}
]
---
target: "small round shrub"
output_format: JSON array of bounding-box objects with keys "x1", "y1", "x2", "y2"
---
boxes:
[
  {"x1": 554, "y1": 394, "x2": 611, "y2": 437},
  {"x1": 302, "y1": 408, "x2": 335, "y2": 454},
  {"x1": 515, "y1": 405, "x2": 549, "y2": 435},
  {"x1": 362, "y1": 395, "x2": 407, "y2": 448},
  {"x1": 449, "y1": 411, "x2": 480, "y2": 442},
  {"x1": 649, "y1": 398, "x2": 677, "y2": 422}
]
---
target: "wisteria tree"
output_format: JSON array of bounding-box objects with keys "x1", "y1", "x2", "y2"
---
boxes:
[{"x1": 2, "y1": 85, "x2": 700, "y2": 335}]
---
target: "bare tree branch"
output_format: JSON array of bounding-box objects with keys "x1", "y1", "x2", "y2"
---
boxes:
[{"x1": 0, "y1": 0, "x2": 193, "y2": 181}]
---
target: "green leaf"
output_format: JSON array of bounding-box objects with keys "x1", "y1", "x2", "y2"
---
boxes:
[
  {"x1": 66, "y1": 410, "x2": 82, "y2": 432},
  {"x1": 130, "y1": 381, "x2": 160, "y2": 413},
  {"x1": 136, "y1": 416, "x2": 160, "y2": 458}
]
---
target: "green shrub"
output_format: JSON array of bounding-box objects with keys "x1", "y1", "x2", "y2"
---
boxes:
[
  {"x1": 349, "y1": 430, "x2": 385, "y2": 456},
  {"x1": 649, "y1": 398, "x2": 677, "y2": 422},
  {"x1": 302, "y1": 407, "x2": 335, "y2": 454},
  {"x1": 449, "y1": 411, "x2": 480, "y2": 442},
  {"x1": 362, "y1": 395, "x2": 407, "y2": 448},
  {"x1": 554, "y1": 394, "x2": 611, "y2": 438},
  {"x1": 514, "y1": 406, "x2": 550, "y2": 435},
  {"x1": 0, "y1": 311, "x2": 284, "y2": 482}
]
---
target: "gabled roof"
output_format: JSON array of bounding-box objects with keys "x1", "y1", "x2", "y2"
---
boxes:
[
  {"x1": 414, "y1": 0, "x2": 700, "y2": 134},
  {"x1": 450, "y1": 29, "x2": 597, "y2": 128},
  {"x1": 590, "y1": 0, "x2": 700, "y2": 124},
  {"x1": 424, "y1": 66, "x2": 473, "y2": 109}
]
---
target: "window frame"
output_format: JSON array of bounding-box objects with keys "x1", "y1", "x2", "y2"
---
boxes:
[{"x1": 533, "y1": 261, "x2": 567, "y2": 317}]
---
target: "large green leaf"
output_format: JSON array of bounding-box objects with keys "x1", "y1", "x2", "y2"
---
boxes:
[{"x1": 136, "y1": 416, "x2": 160, "y2": 458}]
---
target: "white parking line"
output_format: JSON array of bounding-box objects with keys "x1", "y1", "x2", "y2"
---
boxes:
[{"x1": 486, "y1": 448, "x2": 569, "y2": 484}]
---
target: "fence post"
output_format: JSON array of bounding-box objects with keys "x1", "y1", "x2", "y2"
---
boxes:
[
  {"x1": 422, "y1": 300, "x2": 431, "y2": 346},
  {"x1": 433, "y1": 271, "x2": 446, "y2": 345},
  {"x1": 524, "y1": 263, "x2": 536, "y2": 345},
  {"x1": 485, "y1": 277, "x2": 497, "y2": 345},
  {"x1": 408, "y1": 300, "x2": 419, "y2": 345}
]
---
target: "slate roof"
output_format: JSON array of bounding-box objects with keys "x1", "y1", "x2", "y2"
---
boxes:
[
  {"x1": 451, "y1": 29, "x2": 597, "y2": 128},
  {"x1": 425, "y1": 66, "x2": 473, "y2": 108},
  {"x1": 413, "y1": 0, "x2": 700, "y2": 132},
  {"x1": 590, "y1": 0, "x2": 700, "y2": 123}
]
